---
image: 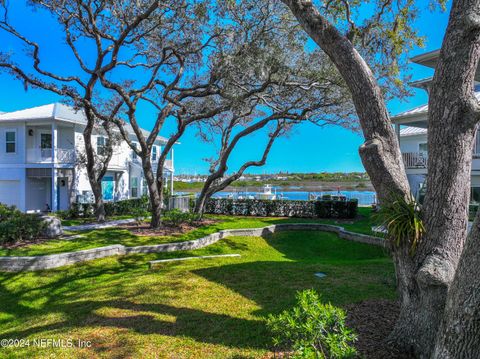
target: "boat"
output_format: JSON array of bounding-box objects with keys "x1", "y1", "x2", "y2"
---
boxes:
[{"x1": 256, "y1": 184, "x2": 277, "y2": 200}]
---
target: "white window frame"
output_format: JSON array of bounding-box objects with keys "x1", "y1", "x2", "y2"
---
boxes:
[
  {"x1": 97, "y1": 136, "x2": 109, "y2": 156},
  {"x1": 132, "y1": 143, "x2": 137, "y2": 160},
  {"x1": 5, "y1": 129, "x2": 17, "y2": 154},
  {"x1": 131, "y1": 177, "x2": 139, "y2": 198},
  {"x1": 152, "y1": 145, "x2": 157, "y2": 162}
]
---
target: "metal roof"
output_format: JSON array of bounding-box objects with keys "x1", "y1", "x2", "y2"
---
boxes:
[
  {"x1": 0, "y1": 103, "x2": 168, "y2": 144},
  {"x1": 400, "y1": 126, "x2": 427, "y2": 137},
  {"x1": 393, "y1": 91, "x2": 480, "y2": 120}
]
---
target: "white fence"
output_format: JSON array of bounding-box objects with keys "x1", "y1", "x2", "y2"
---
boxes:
[
  {"x1": 402, "y1": 152, "x2": 428, "y2": 169},
  {"x1": 167, "y1": 196, "x2": 191, "y2": 212}
]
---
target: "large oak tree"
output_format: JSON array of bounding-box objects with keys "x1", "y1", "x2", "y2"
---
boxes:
[{"x1": 279, "y1": 0, "x2": 480, "y2": 357}]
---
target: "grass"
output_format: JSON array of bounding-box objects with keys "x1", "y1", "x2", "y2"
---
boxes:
[
  {"x1": 60, "y1": 215, "x2": 136, "y2": 227},
  {"x1": 0, "y1": 208, "x2": 377, "y2": 257},
  {"x1": 0, "y1": 228, "x2": 394, "y2": 358}
]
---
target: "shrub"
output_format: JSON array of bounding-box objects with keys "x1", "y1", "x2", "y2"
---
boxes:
[
  {"x1": 205, "y1": 198, "x2": 358, "y2": 219},
  {"x1": 0, "y1": 203, "x2": 46, "y2": 244},
  {"x1": 267, "y1": 290, "x2": 357, "y2": 359},
  {"x1": 104, "y1": 196, "x2": 149, "y2": 216},
  {"x1": 162, "y1": 209, "x2": 195, "y2": 227}
]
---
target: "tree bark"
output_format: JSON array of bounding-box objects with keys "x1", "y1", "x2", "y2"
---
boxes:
[
  {"x1": 142, "y1": 157, "x2": 163, "y2": 228},
  {"x1": 432, "y1": 212, "x2": 480, "y2": 358},
  {"x1": 429, "y1": 1, "x2": 480, "y2": 356},
  {"x1": 83, "y1": 114, "x2": 106, "y2": 222},
  {"x1": 281, "y1": 1, "x2": 480, "y2": 357},
  {"x1": 281, "y1": 0, "x2": 410, "y2": 204},
  {"x1": 388, "y1": 0, "x2": 480, "y2": 355}
]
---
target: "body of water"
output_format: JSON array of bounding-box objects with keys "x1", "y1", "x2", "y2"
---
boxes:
[{"x1": 211, "y1": 190, "x2": 377, "y2": 206}]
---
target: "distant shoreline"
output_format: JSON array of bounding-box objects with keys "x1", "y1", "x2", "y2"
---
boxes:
[{"x1": 176, "y1": 181, "x2": 374, "y2": 193}]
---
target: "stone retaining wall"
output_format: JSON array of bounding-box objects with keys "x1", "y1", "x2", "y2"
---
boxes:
[{"x1": 0, "y1": 224, "x2": 384, "y2": 272}]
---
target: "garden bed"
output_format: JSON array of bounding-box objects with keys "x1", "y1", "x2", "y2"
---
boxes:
[
  {"x1": 116, "y1": 218, "x2": 217, "y2": 237},
  {"x1": 346, "y1": 300, "x2": 413, "y2": 359}
]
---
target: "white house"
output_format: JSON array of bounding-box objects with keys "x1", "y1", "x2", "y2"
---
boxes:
[
  {"x1": 0, "y1": 103, "x2": 175, "y2": 212},
  {"x1": 392, "y1": 49, "x2": 480, "y2": 204}
]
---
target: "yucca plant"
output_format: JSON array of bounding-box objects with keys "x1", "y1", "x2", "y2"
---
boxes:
[{"x1": 375, "y1": 193, "x2": 425, "y2": 255}]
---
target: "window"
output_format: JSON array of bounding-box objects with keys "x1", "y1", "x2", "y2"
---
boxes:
[
  {"x1": 97, "y1": 136, "x2": 109, "y2": 156},
  {"x1": 5, "y1": 130, "x2": 16, "y2": 153},
  {"x1": 40, "y1": 133, "x2": 52, "y2": 149},
  {"x1": 131, "y1": 177, "x2": 139, "y2": 198},
  {"x1": 132, "y1": 143, "x2": 137, "y2": 160},
  {"x1": 475, "y1": 131, "x2": 480, "y2": 155},
  {"x1": 152, "y1": 146, "x2": 157, "y2": 161},
  {"x1": 419, "y1": 143, "x2": 428, "y2": 153},
  {"x1": 142, "y1": 178, "x2": 148, "y2": 196},
  {"x1": 471, "y1": 187, "x2": 480, "y2": 205}
]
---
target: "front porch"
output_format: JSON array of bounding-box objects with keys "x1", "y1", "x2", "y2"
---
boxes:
[{"x1": 25, "y1": 168, "x2": 74, "y2": 212}]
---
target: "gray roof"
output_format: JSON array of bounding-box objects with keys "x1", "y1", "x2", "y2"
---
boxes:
[
  {"x1": 393, "y1": 91, "x2": 480, "y2": 120},
  {"x1": 0, "y1": 103, "x2": 168, "y2": 144},
  {"x1": 400, "y1": 126, "x2": 427, "y2": 137}
]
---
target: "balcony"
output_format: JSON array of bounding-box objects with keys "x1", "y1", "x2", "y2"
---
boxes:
[
  {"x1": 26, "y1": 148, "x2": 76, "y2": 164},
  {"x1": 403, "y1": 152, "x2": 428, "y2": 169},
  {"x1": 132, "y1": 157, "x2": 174, "y2": 171}
]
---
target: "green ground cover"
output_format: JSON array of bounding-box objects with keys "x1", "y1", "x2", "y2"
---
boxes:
[
  {"x1": 0, "y1": 226, "x2": 394, "y2": 358},
  {"x1": 0, "y1": 208, "x2": 376, "y2": 257}
]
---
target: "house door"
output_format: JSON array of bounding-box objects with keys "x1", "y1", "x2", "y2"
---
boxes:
[
  {"x1": 102, "y1": 176, "x2": 114, "y2": 201},
  {"x1": 57, "y1": 177, "x2": 69, "y2": 210},
  {"x1": 40, "y1": 132, "x2": 52, "y2": 159}
]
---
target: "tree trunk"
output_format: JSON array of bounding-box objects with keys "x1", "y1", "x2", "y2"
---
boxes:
[
  {"x1": 432, "y1": 212, "x2": 480, "y2": 358},
  {"x1": 387, "y1": 0, "x2": 480, "y2": 355},
  {"x1": 281, "y1": 1, "x2": 480, "y2": 357},
  {"x1": 83, "y1": 122, "x2": 106, "y2": 222},
  {"x1": 142, "y1": 159, "x2": 163, "y2": 228},
  {"x1": 194, "y1": 178, "x2": 216, "y2": 218},
  {"x1": 90, "y1": 180, "x2": 106, "y2": 222}
]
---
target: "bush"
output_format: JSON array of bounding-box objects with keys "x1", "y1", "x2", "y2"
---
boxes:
[
  {"x1": 162, "y1": 209, "x2": 196, "y2": 227},
  {"x1": 0, "y1": 203, "x2": 46, "y2": 244},
  {"x1": 267, "y1": 290, "x2": 357, "y2": 359},
  {"x1": 67, "y1": 197, "x2": 150, "y2": 219},
  {"x1": 205, "y1": 198, "x2": 358, "y2": 219},
  {"x1": 104, "y1": 196, "x2": 149, "y2": 216}
]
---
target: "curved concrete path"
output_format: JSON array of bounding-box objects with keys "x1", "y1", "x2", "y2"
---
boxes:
[{"x1": 0, "y1": 223, "x2": 384, "y2": 272}]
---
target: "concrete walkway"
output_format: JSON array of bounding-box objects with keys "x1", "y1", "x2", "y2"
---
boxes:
[{"x1": 64, "y1": 218, "x2": 137, "y2": 232}]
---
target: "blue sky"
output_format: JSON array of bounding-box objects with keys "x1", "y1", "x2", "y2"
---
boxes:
[{"x1": 0, "y1": 2, "x2": 451, "y2": 174}]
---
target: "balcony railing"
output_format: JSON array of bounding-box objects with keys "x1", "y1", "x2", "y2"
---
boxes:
[
  {"x1": 26, "y1": 148, "x2": 76, "y2": 164},
  {"x1": 402, "y1": 152, "x2": 428, "y2": 169}
]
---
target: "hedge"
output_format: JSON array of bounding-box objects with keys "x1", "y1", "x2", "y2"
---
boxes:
[
  {"x1": 0, "y1": 203, "x2": 46, "y2": 244},
  {"x1": 60, "y1": 197, "x2": 150, "y2": 219},
  {"x1": 205, "y1": 198, "x2": 358, "y2": 219}
]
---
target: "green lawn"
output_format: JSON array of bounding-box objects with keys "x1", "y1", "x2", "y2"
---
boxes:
[
  {"x1": 60, "y1": 215, "x2": 137, "y2": 227},
  {"x1": 0, "y1": 228, "x2": 394, "y2": 358},
  {"x1": 0, "y1": 208, "x2": 377, "y2": 257}
]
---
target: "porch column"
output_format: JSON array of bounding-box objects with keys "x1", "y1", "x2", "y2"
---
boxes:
[
  {"x1": 51, "y1": 121, "x2": 58, "y2": 163},
  {"x1": 52, "y1": 168, "x2": 58, "y2": 212},
  {"x1": 170, "y1": 171, "x2": 174, "y2": 195},
  {"x1": 395, "y1": 123, "x2": 401, "y2": 145}
]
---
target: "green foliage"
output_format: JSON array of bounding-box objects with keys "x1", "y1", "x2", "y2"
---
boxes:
[
  {"x1": 104, "y1": 197, "x2": 149, "y2": 217},
  {"x1": 376, "y1": 194, "x2": 424, "y2": 254},
  {"x1": 162, "y1": 209, "x2": 196, "y2": 227},
  {"x1": 205, "y1": 199, "x2": 358, "y2": 219},
  {"x1": 267, "y1": 290, "x2": 357, "y2": 359},
  {"x1": 64, "y1": 198, "x2": 150, "y2": 220},
  {"x1": 0, "y1": 203, "x2": 46, "y2": 244}
]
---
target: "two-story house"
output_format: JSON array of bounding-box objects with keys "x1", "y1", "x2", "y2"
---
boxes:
[
  {"x1": 392, "y1": 49, "x2": 480, "y2": 205},
  {"x1": 0, "y1": 103, "x2": 175, "y2": 212}
]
